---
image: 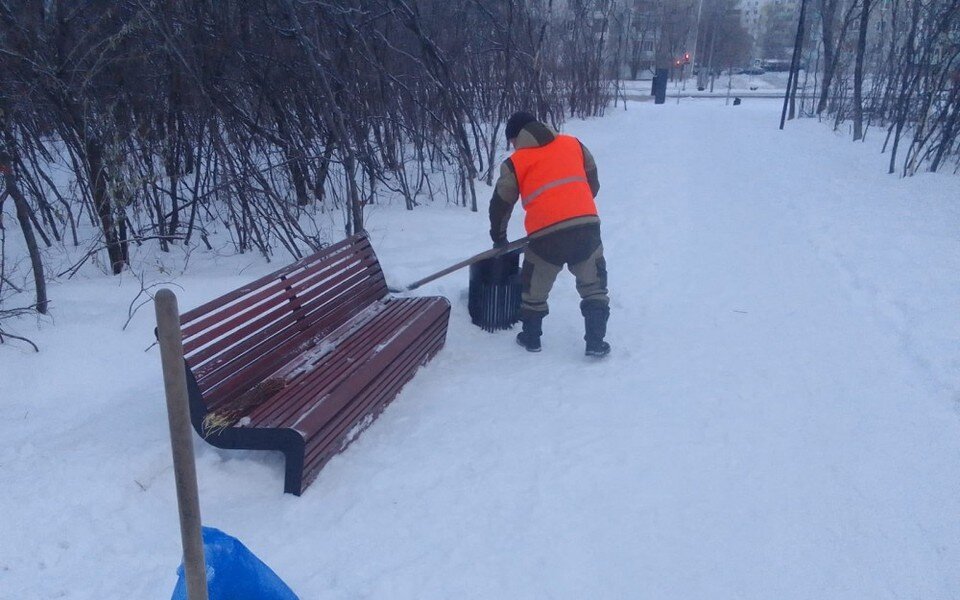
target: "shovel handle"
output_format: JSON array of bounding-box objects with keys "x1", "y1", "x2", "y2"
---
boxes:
[
  {"x1": 393, "y1": 237, "x2": 530, "y2": 293},
  {"x1": 155, "y1": 290, "x2": 209, "y2": 600}
]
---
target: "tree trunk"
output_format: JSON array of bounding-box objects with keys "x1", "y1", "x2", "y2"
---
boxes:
[
  {"x1": 789, "y1": 0, "x2": 808, "y2": 121},
  {"x1": 817, "y1": 0, "x2": 838, "y2": 114},
  {"x1": 852, "y1": 0, "x2": 871, "y2": 141},
  {"x1": 86, "y1": 138, "x2": 128, "y2": 273},
  {"x1": 782, "y1": 0, "x2": 808, "y2": 128},
  {"x1": 790, "y1": 57, "x2": 803, "y2": 119},
  {"x1": 929, "y1": 81, "x2": 960, "y2": 172},
  {"x1": 0, "y1": 154, "x2": 48, "y2": 314},
  {"x1": 817, "y1": 0, "x2": 860, "y2": 115}
]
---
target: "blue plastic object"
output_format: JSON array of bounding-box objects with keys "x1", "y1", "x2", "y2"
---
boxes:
[{"x1": 171, "y1": 527, "x2": 298, "y2": 600}]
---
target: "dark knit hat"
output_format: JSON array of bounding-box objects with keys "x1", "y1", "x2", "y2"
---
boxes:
[{"x1": 505, "y1": 111, "x2": 536, "y2": 141}]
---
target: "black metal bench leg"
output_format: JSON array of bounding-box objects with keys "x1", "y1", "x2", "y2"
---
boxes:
[{"x1": 283, "y1": 444, "x2": 306, "y2": 496}]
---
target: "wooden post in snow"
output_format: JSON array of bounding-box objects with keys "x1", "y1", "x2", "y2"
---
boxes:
[{"x1": 155, "y1": 289, "x2": 209, "y2": 600}]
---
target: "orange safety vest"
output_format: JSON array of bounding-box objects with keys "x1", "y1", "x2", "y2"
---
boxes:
[{"x1": 510, "y1": 134, "x2": 598, "y2": 235}]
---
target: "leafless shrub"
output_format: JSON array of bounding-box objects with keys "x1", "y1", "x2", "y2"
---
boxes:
[{"x1": 0, "y1": 0, "x2": 618, "y2": 325}]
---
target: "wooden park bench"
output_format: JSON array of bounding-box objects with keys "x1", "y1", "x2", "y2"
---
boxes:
[{"x1": 177, "y1": 233, "x2": 451, "y2": 495}]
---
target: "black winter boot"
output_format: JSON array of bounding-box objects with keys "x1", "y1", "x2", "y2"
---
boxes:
[
  {"x1": 516, "y1": 314, "x2": 543, "y2": 353},
  {"x1": 582, "y1": 302, "x2": 611, "y2": 358}
]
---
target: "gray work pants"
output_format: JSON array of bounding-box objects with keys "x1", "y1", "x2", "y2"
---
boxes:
[{"x1": 521, "y1": 223, "x2": 609, "y2": 318}]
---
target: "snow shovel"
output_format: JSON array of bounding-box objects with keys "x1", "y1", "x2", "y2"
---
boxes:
[
  {"x1": 170, "y1": 527, "x2": 298, "y2": 600},
  {"x1": 387, "y1": 236, "x2": 530, "y2": 293},
  {"x1": 155, "y1": 290, "x2": 298, "y2": 600}
]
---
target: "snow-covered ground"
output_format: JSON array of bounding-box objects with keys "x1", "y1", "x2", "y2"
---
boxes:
[{"x1": 2, "y1": 99, "x2": 959, "y2": 599}]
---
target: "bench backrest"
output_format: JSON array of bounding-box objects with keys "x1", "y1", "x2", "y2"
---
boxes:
[{"x1": 180, "y1": 233, "x2": 388, "y2": 413}]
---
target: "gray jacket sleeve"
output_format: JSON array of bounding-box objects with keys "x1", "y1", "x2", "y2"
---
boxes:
[
  {"x1": 580, "y1": 142, "x2": 600, "y2": 197},
  {"x1": 489, "y1": 159, "x2": 520, "y2": 243}
]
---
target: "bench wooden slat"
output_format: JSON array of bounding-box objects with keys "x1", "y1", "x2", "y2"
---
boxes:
[
  {"x1": 300, "y1": 317, "x2": 448, "y2": 487},
  {"x1": 305, "y1": 313, "x2": 447, "y2": 454},
  {"x1": 286, "y1": 301, "x2": 440, "y2": 431},
  {"x1": 185, "y1": 253, "x2": 382, "y2": 375},
  {"x1": 245, "y1": 299, "x2": 425, "y2": 427},
  {"x1": 180, "y1": 234, "x2": 363, "y2": 324},
  {"x1": 194, "y1": 280, "x2": 391, "y2": 411},
  {"x1": 254, "y1": 301, "x2": 430, "y2": 429},
  {"x1": 181, "y1": 237, "x2": 377, "y2": 347},
  {"x1": 182, "y1": 241, "x2": 379, "y2": 354},
  {"x1": 186, "y1": 254, "x2": 386, "y2": 401},
  {"x1": 293, "y1": 300, "x2": 448, "y2": 436}
]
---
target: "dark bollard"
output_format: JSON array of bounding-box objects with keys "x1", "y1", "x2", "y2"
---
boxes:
[{"x1": 653, "y1": 68, "x2": 669, "y2": 104}]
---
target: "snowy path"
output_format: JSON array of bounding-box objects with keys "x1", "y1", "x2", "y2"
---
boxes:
[{"x1": 2, "y1": 100, "x2": 960, "y2": 599}]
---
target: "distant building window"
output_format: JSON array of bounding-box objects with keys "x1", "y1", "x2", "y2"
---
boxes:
[{"x1": 643, "y1": 41, "x2": 654, "y2": 52}]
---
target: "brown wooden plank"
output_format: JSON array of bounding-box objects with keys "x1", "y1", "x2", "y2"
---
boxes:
[
  {"x1": 194, "y1": 281, "x2": 392, "y2": 409},
  {"x1": 307, "y1": 316, "x2": 447, "y2": 457},
  {"x1": 289, "y1": 300, "x2": 449, "y2": 435},
  {"x1": 188, "y1": 267, "x2": 381, "y2": 379},
  {"x1": 205, "y1": 297, "x2": 448, "y2": 496},
  {"x1": 307, "y1": 307, "x2": 449, "y2": 448},
  {"x1": 247, "y1": 300, "x2": 426, "y2": 427},
  {"x1": 301, "y1": 314, "x2": 448, "y2": 473},
  {"x1": 182, "y1": 237, "x2": 378, "y2": 348},
  {"x1": 248, "y1": 300, "x2": 426, "y2": 427},
  {"x1": 180, "y1": 234, "x2": 366, "y2": 324},
  {"x1": 187, "y1": 257, "x2": 386, "y2": 390},
  {"x1": 298, "y1": 321, "x2": 448, "y2": 491},
  {"x1": 232, "y1": 300, "x2": 407, "y2": 424},
  {"x1": 265, "y1": 300, "x2": 429, "y2": 415},
  {"x1": 182, "y1": 239, "x2": 375, "y2": 343},
  {"x1": 181, "y1": 239, "x2": 366, "y2": 338},
  {"x1": 184, "y1": 253, "x2": 381, "y2": 368}
]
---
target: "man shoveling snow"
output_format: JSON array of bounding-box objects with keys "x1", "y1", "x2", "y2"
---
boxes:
[{"x1": 490, "y1": 111, "x2": 611, "y2": 357}]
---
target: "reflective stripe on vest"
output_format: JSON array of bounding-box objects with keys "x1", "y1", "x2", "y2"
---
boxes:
[
  {"x1": 510, "y1": 134, "x2": 598, "y2": 234},
  {"x1": 520, "y1": 175, "x2": 590, "y2": 208}
]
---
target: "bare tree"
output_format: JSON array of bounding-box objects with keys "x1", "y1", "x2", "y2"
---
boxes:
[
  {"x1": 852, "y1": 0, "x2": 873, "y2": 140},
  {"x1": 816, "y1": 0, "x2": 861, "y2": 114}
]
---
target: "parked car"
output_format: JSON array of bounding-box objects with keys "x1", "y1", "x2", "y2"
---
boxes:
[{"x1": 739, "y1": 66, "x2": 766, "y2": 75}]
